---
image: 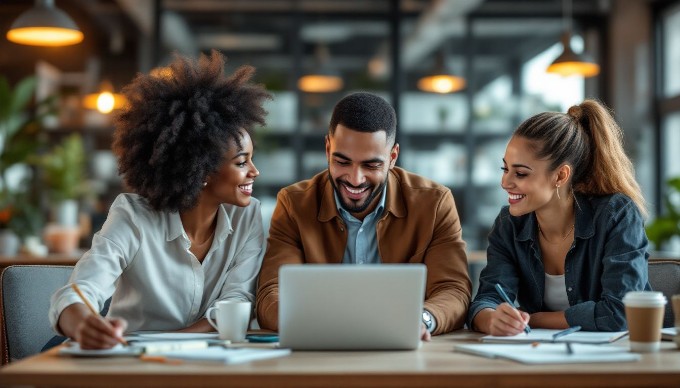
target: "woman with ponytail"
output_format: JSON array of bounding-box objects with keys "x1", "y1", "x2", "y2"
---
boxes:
[{"x1": 468, "y1": 99, "x2": 650, "y2": 335}]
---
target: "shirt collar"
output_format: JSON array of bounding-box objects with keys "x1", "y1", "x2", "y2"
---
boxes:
[
  {"x1": 166, "y1": 204, "x2": 234, "y2": 242},
  {"x1": 319, "y1": 168, "x2": 407, "y2": 222}
]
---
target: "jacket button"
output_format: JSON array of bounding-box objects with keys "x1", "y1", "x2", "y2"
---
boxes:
[
  {"x1": 340, "y1": 227, "x2": 344, "y2": 232},
  {"x1": 567, "y1": 287, "x2": 573, "y2": 292}
]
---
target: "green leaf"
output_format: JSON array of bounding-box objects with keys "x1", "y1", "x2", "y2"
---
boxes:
[
  {"x1": 9, "y1": 76, "x2": 37, "y2": 115},
  {"x1": 0, "y1": 77, "x2": 11, "y2": 119},
  {"x1": 646, "y1": 177, "x2": 680, "y2": 249}
]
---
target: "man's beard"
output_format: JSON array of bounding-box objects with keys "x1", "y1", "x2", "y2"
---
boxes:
[{"x1": 329, "y1": 171, "x2": 387, "y2": 214}]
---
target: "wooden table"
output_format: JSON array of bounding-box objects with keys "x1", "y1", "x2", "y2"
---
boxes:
[{"x1": 1, "y1": 331, "x2": 679, "y2": 387}]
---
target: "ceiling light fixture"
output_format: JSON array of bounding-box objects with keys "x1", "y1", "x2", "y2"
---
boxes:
[
  {"x1": 417, "y1": 50, "x2": 465, "y2": 94},
  {"x1": 298, "y1": 44, "x2": 344, "y2": 93},
  {"x1": 6, "y1": 0, "x2": 83, "y2": 47},
  {"x1": 546, "y1": 0, "x2": 600, "y2": 77},
  {"x1": 83, "y1": 81, "x2": 127, "y2": 114}
]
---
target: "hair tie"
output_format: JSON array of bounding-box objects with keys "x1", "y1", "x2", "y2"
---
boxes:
[{"x1": 567, "y1": 105, "x2": 583, "y2": 121}]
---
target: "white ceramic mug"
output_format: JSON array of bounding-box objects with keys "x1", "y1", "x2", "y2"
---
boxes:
[{"x1": 205, "y1": 301, "x2": 251, "y2": 342}]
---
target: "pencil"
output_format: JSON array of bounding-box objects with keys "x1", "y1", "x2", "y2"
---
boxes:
[
  {"x1": 140, "y1": 354, "x2": 184, "y2": 365},
  {"x1": 70, "y1": 283, "x2": 128, "y2": 346}
]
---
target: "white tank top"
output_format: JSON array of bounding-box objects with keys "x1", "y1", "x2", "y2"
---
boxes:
[{"x1": 543, "y1": 273, "x2": 570, "y2": 311}]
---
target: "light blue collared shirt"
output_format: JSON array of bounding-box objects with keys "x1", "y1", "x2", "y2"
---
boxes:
[{"x1": 335, "y1": 187, "x2": 387, "y2": 264}]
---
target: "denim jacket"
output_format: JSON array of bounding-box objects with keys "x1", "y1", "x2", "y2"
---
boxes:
[{"x1": 467, "y1": 193, "x2": 650, "y2": 331}]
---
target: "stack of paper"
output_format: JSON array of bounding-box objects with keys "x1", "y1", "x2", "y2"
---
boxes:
[
  {"x1": 661, "y1": 327, "x2": 677, "y2": 341},
  {"x1": 58, "y1": 332, "x2": 292, "y2": 364},
  {"x1": 158, "y1": 347, "x2": 291, "y2": 364}
]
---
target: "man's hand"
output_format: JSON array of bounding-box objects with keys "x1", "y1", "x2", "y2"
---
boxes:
[{"x1": 420, "y1": 324, "x2": 431, "y2": 341}]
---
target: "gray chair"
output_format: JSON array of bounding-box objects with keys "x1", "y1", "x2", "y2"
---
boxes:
[
  {"x1": 648, "y1": 258, "x2": 680, "y2": 328},
  {"x1": 1, "y1": 265, "x2": 73, "y2": 364}
]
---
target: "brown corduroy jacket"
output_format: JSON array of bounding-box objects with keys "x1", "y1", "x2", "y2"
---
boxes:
[{"x1": 256, "y1": 167, "x2": 471, "y2": 335}]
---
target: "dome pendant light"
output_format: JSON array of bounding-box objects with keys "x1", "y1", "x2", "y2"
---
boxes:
[
  {"x1": 418, "y1": 50, "x2": 465, "y2": 94},
  {"x1": 547, "y1": 0, "x2": 600, "y2": 77},
  {"x1": 83, "y1": 81, "x2": 127, "y2": 114},
  {"x1": 298, "y1": 44, "x2": 344, "y2": 93},
  {"x1": 6, "y1": 0, "x2": 84, "y2": 47}
]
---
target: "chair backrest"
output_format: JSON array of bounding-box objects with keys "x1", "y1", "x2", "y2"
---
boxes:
[
  {"x1": 1, "y1": 265, "x2": 73, "y2": 364},
  {"x1": 648, "y1": 258, "x2": 680, "y2": 328}
]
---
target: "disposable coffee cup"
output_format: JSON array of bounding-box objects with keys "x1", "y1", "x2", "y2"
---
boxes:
[
  {"x1": 205, "y1": 301, "x2": 252, "y2": 342},
  {"x1": 623, "y1": 291, "x2": 667, "y2": 353}
]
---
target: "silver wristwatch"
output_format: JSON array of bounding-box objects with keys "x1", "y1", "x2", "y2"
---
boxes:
[{"x1": 422, "y1": 310, "x2": 434, "y2": 332}]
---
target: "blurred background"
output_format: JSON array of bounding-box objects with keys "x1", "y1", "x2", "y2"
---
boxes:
[{"x1": 0, "y1": 0, "x2": 679, "y2": 259}]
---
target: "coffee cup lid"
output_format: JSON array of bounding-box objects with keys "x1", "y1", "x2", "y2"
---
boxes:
[{"x1": 623, "y1": 291, "x2": 667, "y2": 307}]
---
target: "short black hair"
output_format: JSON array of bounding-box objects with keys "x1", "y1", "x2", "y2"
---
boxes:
[
  {"x1": 329, "y1": 92, "x2": 396, "y2": 144},
  {"x1": 112, "y1": 50, "x2": 271, "y2": 212}
]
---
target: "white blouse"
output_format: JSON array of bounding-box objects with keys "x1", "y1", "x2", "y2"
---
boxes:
[{"x1": 49, "y1": 193, "x2": 264, "y2": 334}]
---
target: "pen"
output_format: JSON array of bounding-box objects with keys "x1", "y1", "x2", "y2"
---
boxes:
[
  {"x1": 494, "y1": 283, "x2": 531, "y2": 334},
  {"x1": 70, "y1": 283, "x2": 128, "y2": 346},
  {"x1": 552, "y1": 325, "x2": 582, "y2": 341}
]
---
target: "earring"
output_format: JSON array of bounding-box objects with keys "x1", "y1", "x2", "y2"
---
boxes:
[
  {"x1": 203, "y1": 182, "x2": 208, "y2": 187},
  {"x1": 556, "y1": 185, "x2": 561, "y2": 200}
]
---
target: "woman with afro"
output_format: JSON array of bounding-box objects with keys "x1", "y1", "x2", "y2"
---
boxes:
[{"x1": 49, "y1": 50, "x2": 272, "y2": 349}]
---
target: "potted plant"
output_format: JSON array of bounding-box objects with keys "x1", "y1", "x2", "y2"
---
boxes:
[
  {"x1": 31, "y1": 134, "x2": 89, "y2": 254},
  {"x1": 0, "y1": 75, "x2": 46, "y2": 256},
  {"x1": 646, "y1": 177, "x2": 680, "y2": 255}
]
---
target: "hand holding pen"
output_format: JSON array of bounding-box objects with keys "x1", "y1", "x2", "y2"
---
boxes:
[
  {"x1": 70, "y1": 283, "x2": 128, "y2": 349},
  {"x1": 493, "y1": 283, "x2": 531, "y2": 335}
]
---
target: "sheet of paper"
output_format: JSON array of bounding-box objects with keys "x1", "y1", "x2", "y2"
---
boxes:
[
  {"x1": 58, "y1": 343, "x2": 141, "y2": 357},
  {"x1": 159, "y1": 347, "x2": 291, "y2": 364},
  {"x1": 455, "y1": 343, "x2": 640, "y2": 364},
  {"x1": 481, "y1": 329, "x2": 628, "y2": 344},
  {"x1": 125, "y1": 332, "x2": 220, "y2": 341},
  {"x1": 661, "y1": 327, "x2": 677, "y2": 341}
]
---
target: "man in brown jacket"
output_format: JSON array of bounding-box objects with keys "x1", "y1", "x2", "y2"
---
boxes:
[{"x1": 257, "y1": 92, "x2": 471, "y2": 339}]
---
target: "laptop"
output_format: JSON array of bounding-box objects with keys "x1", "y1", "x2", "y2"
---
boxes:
[{"x1": 278, "y1": 264, "x2": 426, "y2": 350}]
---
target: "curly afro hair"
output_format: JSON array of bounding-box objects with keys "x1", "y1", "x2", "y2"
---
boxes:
[{"x1": 112, "y1": 50, "x2": 271, "y2": 212}]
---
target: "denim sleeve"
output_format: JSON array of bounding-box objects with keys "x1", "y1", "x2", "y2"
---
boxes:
[
  {"x1": 564, "y1": 201, "x2": 649, "y2": 331},
  {"x1": 467, "y1": 212, "x2": 522, "y2": 330}
]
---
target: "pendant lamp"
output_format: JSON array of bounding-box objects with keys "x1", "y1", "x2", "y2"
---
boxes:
[
  {"x1": 6, "y1": 0, "x2": 83, "y2": 47},
  {"x1": 417, "y1": 50, "x2": 465, "y2": 94},
  {"x1": 546, "y1": 0, "x2": 600, "y2": 77},
  {"x1": 298, "y1": 44, "x2": 344, "y2": 93},
  {"x1": 83, "y1": 81, "x2": 127, "y2": 114}
]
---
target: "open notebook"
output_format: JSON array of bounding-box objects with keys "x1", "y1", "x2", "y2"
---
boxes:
[
  {"x1": 455, "y1": 343, "x2": 640, "y2": 364},
  {"x1": 481, "y1": 329, "x2": 628, "y2": 344}
]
